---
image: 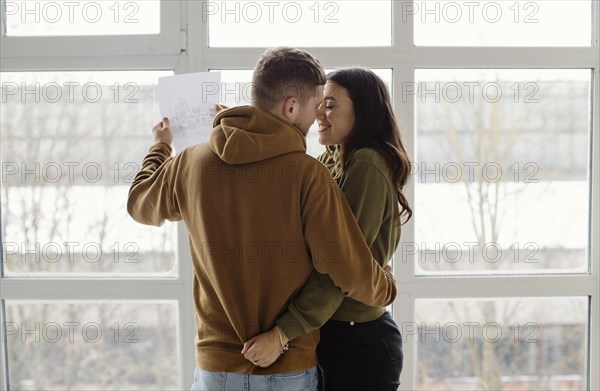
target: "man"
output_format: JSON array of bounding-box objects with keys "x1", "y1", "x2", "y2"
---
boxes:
[{"x1": 127, "y1": 47, "x2": 396, "y2": 391}]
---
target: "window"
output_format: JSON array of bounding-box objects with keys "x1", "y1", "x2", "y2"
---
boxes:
[
  {"x1": 413, "y1": 69, "x2": 591, "y2": 275},
  {"x1": 414, "y1": 297, "x2": 588, "y2": 390},
  {"x1": 1, "y1": 71, "x2": 176, "y2": 276},
  {"x1": 4, "y1": 301, "x2": 179, "y2": 390},
  {"x1": 4, "y1": 0, "x2": 161, "y2": 36},
  {"x1": 208, "y1": 0, "x2": 392, "y2": 47},
  {"x1": 1, "y1": 1, "x2": 598, "y2": 390},
  {"x1": 413, "y1": 0, "x2": 593, "y2": 46}
]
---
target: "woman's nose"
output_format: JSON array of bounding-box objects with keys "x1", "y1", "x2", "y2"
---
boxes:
[{"x1": 316, "y1": 102, "x2": 326, "y2": 118}]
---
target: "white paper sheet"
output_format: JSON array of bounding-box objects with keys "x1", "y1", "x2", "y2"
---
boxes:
[{"x1": 158, "y1": 72, "x2": 221, "y2": 152}]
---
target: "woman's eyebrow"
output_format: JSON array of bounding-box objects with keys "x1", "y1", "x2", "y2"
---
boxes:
[{"x1": 323, "y1": 96, "x2": 337, "y2": 101}]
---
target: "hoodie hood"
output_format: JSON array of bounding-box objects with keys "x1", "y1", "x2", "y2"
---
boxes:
[{"x1": 209, "y1": 106, "x2": 307, "y2": 164}]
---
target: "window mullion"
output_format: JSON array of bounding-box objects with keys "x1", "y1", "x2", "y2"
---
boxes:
[
  {"x1": 0, "y1": 300, "x2": 8, "y2": 391},
  {"x1": 589, "y1": 62, "x2": 600, "y2": 391},
  {"x1": 0, "y1": 279, "x2": 184, "y2": 300}
]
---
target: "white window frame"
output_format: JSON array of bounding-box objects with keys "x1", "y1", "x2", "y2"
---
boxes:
[
  {"x1": 1, "y1": 1, "x2": 599, "y2": 390},
  {"x1": 0, "y1": 1, "x2": 194, "y2": 389},
  {"x1": 0, "y1": 0, "x2": 182, "y2": 57}
]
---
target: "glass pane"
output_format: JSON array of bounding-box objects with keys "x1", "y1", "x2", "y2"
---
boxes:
[
  {"x1": 208, "y1": 0, "x2": 391, "y2": 47},
  {"x1": 4, "y1": 301, "x2": 179, "y2": 390},
  {"x1": 1, "y1": 70, "x2": 177, "y2": 276},
  {"x1": 413, "y1": 69, "x2": 591, "y2": 275},
  {"x1": 213, "y1": 69, "x2": 392, "y2": 157},
  {"x1": 413, "y1": 0, "x2": 592, "y2": 46},
  {"x1": 413, "y1": 297, "x2": 588, "y2": 390},
  {"x1": 4, "y1": 0, "x2": 160, "y2": 36}
]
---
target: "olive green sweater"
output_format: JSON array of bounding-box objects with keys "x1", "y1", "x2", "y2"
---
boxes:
[
  {"x1": 127, "y1": 106, "x2": 397, "y2": 375},
  {"x1": 276, "y1": 147, "x2": 400, "y2": 340}
]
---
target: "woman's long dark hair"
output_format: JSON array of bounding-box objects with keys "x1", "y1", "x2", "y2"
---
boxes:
[{"x1": 326, "y1": 68, "x2": 412, "y2": 224}]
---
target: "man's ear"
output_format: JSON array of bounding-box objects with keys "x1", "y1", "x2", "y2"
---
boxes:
[{"x1": 282, "y1": 96, "x2": 298, "y2": 123}]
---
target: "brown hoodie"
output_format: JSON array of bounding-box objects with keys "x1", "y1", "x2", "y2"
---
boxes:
[{"x1": 127, "y1": 106, "x2": 397, "y2": 375}]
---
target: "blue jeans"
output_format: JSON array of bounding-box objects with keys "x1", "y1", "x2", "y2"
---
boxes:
[{"x1": 191, "y1": 366, "x2": 318, "y2": 391}]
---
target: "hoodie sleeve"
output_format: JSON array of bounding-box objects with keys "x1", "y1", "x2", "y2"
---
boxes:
[
  {"x1": 276, "y1": 160, "x2": 394, "y2": 340},
  {"x1": 127, "y1": 142, "x2": 183, "y2": 226},
  {"x1": 299, "y1": 170, "x2": 397, "y2": 312}
]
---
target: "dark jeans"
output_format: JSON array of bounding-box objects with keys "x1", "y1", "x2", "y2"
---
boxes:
[{"x1": 317, "y1": 311, "x2": 403, "y2": 391}]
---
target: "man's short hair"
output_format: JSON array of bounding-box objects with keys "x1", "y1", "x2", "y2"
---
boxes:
[{"x1": 252, "y1": 47, "x2": 326, "y2": 111}]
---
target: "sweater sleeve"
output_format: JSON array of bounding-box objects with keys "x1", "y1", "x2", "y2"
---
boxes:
[
  {"x1": 276, "y1": 270, "x2": 343, "y2": 340},
  {"x1": 127, "y1": 142, "x2": 183, "y2": 226},
  {"x1": 276, "y1": 169, "x2": 396, "y2": 340}
]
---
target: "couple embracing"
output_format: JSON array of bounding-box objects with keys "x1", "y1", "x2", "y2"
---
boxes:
[{"x1": 128, "y1": 47, "x2": 412, "y2": 391}]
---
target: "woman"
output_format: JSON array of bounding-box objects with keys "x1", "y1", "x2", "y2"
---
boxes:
[{"x1": 243, "y1": 68, "x2": 412, "y2": 391}]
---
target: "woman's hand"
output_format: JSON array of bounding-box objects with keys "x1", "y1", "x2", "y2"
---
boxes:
[{"x1": 241, "y1": 326, "x2": 288, "y2": 368}]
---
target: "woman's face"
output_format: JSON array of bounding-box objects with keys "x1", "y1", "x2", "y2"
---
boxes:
[{"x1": 316, "y1": 80, "x2": 355, "y2": 147}]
